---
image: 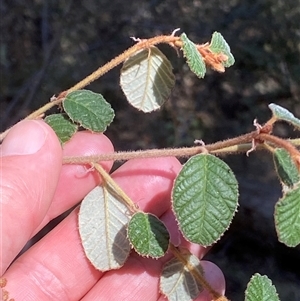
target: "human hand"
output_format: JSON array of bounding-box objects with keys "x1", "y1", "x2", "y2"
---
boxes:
[{"x1": 0, "y1": 120, "x2": 225, "y2": 300}]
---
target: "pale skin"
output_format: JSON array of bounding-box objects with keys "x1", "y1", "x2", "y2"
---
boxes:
[{"x1": 0, "y1": 120, "x2": 225, "y2": 301}]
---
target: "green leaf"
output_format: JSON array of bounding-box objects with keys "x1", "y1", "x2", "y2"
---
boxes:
[
  {"x1": 45, "y1": 113, "x2": 77, "y2": 144},
  {"x1": 63, "y1": 90, "x2": 114, "y2": 132},
  {"x1": 128, "y1": 212, "x2": 170, "y2": 258},
  {"x1": 120, "y1": 46, "x2": 175, "y2": 112},
  {"x1": 172, "y1": 154, "x2": 239, "y2": 246},
  {"x1": 160, "y1": 253, "x2": 204, "y2": 301},
  {"x1": 209, "y1": 31, "x2": 235, "y2": 67},
  {"x1": 275, "y1": 185, "x2": 300, "y2": 247},
  {"x1": 78, "y1": 185, "x2": 131, "y2": 271},
  {"x1": 273, "y1": 148, "x2": 300, "y2": 188},
  {"x1": 245, "y1": 273, "x2": 280, "y2": 301},
  {"x1": 269, "y1": 103, "x2": 300, "y2": 129},
  {"x1": 180, "y1": 33, "x2": 206, "y2": 78}
]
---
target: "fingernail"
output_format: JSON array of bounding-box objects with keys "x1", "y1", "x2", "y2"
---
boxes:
[{"x1": 1, "y1": 120, "x2": 48, "y2": 156}]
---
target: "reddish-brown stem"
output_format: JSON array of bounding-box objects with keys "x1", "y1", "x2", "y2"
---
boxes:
[{"x1": 205, "y1": 130, "x2": 259, "y2": 152}]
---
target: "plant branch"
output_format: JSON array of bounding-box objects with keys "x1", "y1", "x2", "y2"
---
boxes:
[
  {"x1": 63, "y1": 130, "x2": 260, "y2": 164},
  {"x1": 62, "y1": 35, "x2": 181, "y2": 96},
  {"x1": 61, "y1": 127, "x2": 300, "y2": 165},
  {"x1": 0, "y1": 97, "x2": 62, "y2": 142},
  {"x1": 0, "y1": 35, "x2": 181, "y2": 142},
  {"x1": 258, "y1": 133, "x2": 300, "y2": 170}
]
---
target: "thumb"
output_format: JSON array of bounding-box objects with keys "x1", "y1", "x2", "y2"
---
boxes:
[{"x1": 0, "y1": 120, "x2": 62, "y2": 274}]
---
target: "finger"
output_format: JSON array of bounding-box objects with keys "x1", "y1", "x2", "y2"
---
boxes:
[
  {"x1": 35, "y1": 131, "x2": 114, "y2": 234},
  {"x1": 0, "y1": 120, "x2": 62, "y2": 274},
  {"x1": 1, "y1": 208, "x2": 101, "y2": 300},
  {"x1": 110, "y1": 157, "x2": 182, "y2": 214},
  {"x1": 192, "y1": 261, "x2": 226, "y2": 301},
  {"x1": 1, "y1": 157, "x2": 181, "y2": 300}
]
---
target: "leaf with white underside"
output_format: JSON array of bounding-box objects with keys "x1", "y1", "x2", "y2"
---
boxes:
[
  {"x1": 45, "y1": 113, "x2": 77, "y2": 144},
  {"x1": 275, "y1": 185, "x2": 300, "y2": 247},
  {"x1": 245, "y1": 273, "x2": 280, "y2": 301},
  {"x1": 172, "y1": 154, "x2": 239, "y2": 246},
  {"x1": 63, "y1": 90, "x2": 114, "y2": 132},
  {"x1": 78, "y1": 185, "x2": 131, "y2": 271},
  {"x1": 120, "y1": 46, "x2": 175, "y2": 112},
  {"x1": 160, "y1": 253, "x2": 204, "y2": 301},
  {"x1": 269, "y1": 103, "x2": 300, "y2": 129},
  {"x1": 180, "y1": 33, "x2": 206, "y2": 78},
  {"x1": 127, "y1": 212, "x2": 170, "y2": 258}
]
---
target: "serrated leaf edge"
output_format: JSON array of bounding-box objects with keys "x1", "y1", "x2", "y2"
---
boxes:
[
  {"x1": 171, "y1": 154, "x2": 239, "y2": 247},
  {"x1": 245, "y1": 273, "x2": 280, "y2": 301}
]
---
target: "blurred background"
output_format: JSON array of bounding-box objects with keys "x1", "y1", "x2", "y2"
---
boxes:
[{"x1": 1, "y1": 0, "x2": 299, "y2": 299}]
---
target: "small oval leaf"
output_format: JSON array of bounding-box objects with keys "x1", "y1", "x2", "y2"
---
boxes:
[
  {"x1": 273, "y1": 148, "x2": 300, "y2": 188},
  {"x1": 160, "y1": 253, "x2": 204, "y2": 301},
  {"x1": 120, "y1": 46, "x2": 175, "y2": 112},
  {"x1": 128, "y1": 212, "x2": 170, "y2": 258},
  {"x1": 45, "y1": 113, "x2": 77, "y2": 144},
  {"x1": 209, "y1": 32, "x2": 235, "y2": 67},
  {"x1": 172, "y1": 154, "x2": 239, "y2": 246},
  {"x1": 245, "y1": 273, "x2": 280, "y2": 301},
  {"x1": 269, "y1": 103, "x2": 300, "y2": 129},
  {"x1": 180, "y1": 33, "x2": 206, "y2": 78},
  {"x1": 78, "y1": 185, "x2": 131, "y2": 271},
  {"x1": 275, "y1": 185, "x2": 300, "y2": 247},
  {"x1": 63, "y1": 90, "x2": 114, "y2": 132}
]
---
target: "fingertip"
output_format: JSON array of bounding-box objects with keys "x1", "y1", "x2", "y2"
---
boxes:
[
  {"x1": 1, "y1": 120, "x2": 62, "y2": 157},
  {"x1": 198, "y1": 260, "x2": 226, "y2": 300}
]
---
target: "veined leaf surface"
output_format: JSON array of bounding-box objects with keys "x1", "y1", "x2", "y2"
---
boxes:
[
  {"x1": 128, "y1": 212, "x2": 170, "y2": 258},
  {"x1": 45, "y1": 113, "x2": 77, "y2": 144},
  {"x1": 209, "y1": 31, "x2": 235, "y2": 67},
  {"x1": 269, "y1": 103, "x2": 300, "y2": 129},
  {"x1": 63, "y1": 90, "x2": 114, "y2": 132},
  {"x1": 172, "y1": 154, "x2": 239, "y2": 246},
  {"x1": 275, "y1": 185, "x2": 300, "y2": 247},
  {"x1": 245, "y1": 274, "x2": 280, "y2": 301},
  {"x1": 273, "y1": 148, "x2": 300, "y2": 188},
  {"x1": 180, "y1": 33, "x2": 206, "y2": 78},
  {"x1": 78, "y1": 185, "x2": 131, "y2": 271},
  {"x1": 120, "y1": 46, "x2": 175, "y2": 112},
  {"x1": 160, "y1": 253, "x2": 204, "y2": 301}
]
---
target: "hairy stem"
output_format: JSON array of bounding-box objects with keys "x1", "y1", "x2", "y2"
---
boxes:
[
  {"x1": 64, "y1": 35, "x2": 181, "y2": 95},
  {"x1": 258, "y1": 133, "x2": 300, "y2": 170},
  {"x1": 0, "y1": 97, "x2": 62, "y2": 141},
  {"x1": 0, "y1": 35, "x2": 181, "y2": 142},
  {"x1": 93, "y1": 162, "x2": 138, "y2": 212},
  {"x1": 63, "y1": 130, "x2": 260, "y2": 164}
]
